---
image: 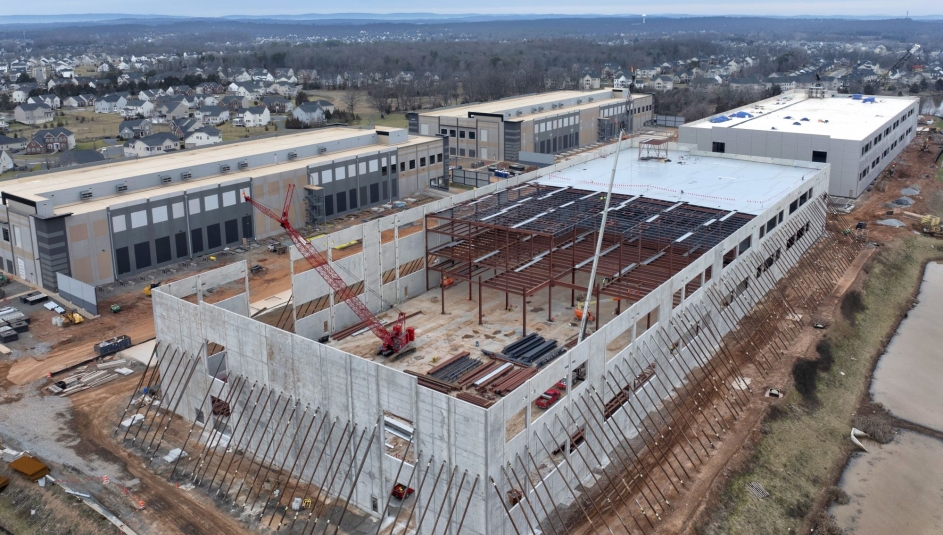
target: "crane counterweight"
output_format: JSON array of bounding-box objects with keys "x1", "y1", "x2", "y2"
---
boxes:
[{"x1": 244, "y1": 185, "x2": 414, "y2": 355}]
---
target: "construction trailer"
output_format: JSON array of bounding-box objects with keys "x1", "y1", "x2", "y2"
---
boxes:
[{"x1": 129, "y1": 140, "x2": 861, "y2": 535}]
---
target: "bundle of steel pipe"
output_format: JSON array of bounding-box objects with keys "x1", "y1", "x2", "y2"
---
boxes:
[
  {"x1": 457, "y1": 360, "x2": 502, "y2": 388},
  {"x1": 456, "y1": 392, "x2": 495, "y2": 408}
]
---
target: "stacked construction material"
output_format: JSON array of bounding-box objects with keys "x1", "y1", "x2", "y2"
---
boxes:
[
  {"x1": 500, "y1": 334, "x2": 565, "y2": 367},
  {"x1": 46, "y1": 360, "x2": 131, "y2": 396},
  {"x1": 427, "y1": 352, "x2": 483, "y2": 383}
]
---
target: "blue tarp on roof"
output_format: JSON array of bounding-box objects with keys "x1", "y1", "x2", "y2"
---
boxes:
[
  {"x1": 709, "y1": 116, "x2": 731, "y2": 123},
  {"x1": 862, "y1": 97, "x2": 876, "y2": 104},
  {"x1": 728, "y1": 111, "x2": 754, "y2": 118}
]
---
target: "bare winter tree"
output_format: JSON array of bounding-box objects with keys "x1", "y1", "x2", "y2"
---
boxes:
[
  {"x1": 342, "y1": 89, "x2": 364, "y2": 115},
  {"x1": 367, "y1": 85, "x2": 395, "y2": 117}
]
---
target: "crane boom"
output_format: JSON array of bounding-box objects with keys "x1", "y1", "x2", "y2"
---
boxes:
[
  {"x1": 244, "y1": 185, "x2": 413, "y2": 354},
  {"x1": 877, "y1": 44, "x2": 920, "y2": 88}
]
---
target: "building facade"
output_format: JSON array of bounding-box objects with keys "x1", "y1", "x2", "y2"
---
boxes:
[
  {"x1": 679, "y1": 89, "x2": 920, "y2": 198},
  {"x1": 408, "y1": 89, "x2": 653, "y2": 163},
  {"x1": 0, "y1": 127, "x2": 446, "y2": 291}
]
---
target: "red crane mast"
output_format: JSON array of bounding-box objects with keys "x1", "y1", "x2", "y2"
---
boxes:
[{"x1": 244, "y1": 185, "x2": 413, "y2": 355}]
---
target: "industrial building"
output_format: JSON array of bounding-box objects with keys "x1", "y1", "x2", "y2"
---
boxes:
[
  {"x1": 127, "y1": 138, "x2": 862, "y2": 535},
  {"x1": 679, "y1": 89, "x2": 920, "y2": 198},
  {"x1": 0, "y1": 127, "x2": 445, "y2": 290},
  {"x1": 408, "y1": 89, "x2": 653, "y2": 165}
]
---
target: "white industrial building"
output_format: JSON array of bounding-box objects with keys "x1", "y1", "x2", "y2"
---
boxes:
[
  {"x1": 679, "y1": 89, "x2": 920, "y2": 198},
  {"x1": 134, "y1": 137, "x2": 861, "y2": 535}
]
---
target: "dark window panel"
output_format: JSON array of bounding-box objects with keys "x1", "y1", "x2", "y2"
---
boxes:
[
  {"x1": 207, "y1": 223, "x2": 221, "y2": 249},
  {"x1": 155, "y1": 236, "x2": 172, "y2": 264},
  {"x1": 134, "y1": 241, "x2": 152, "y2": 270}
]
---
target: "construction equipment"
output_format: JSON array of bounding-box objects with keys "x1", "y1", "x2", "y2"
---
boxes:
[
  {"x1": 60, "y1": 309, "x2": 84, "y2": 325},
  {"x1": 903, "y1": 211, "x2": 942, "y2": 236},
  {"x1": 110, "y1": 304, "x2": 122, "y2": 314},
  {"x1": 142, "y1": 280, "x2": 163, "y2": 296},
  {"x1": 268, "y1": 242, "x2": 287, "y2": 255},
  {"x1": 0, "y1": 273, "x2": 10, "y2": 286},
  {"x1": 245, "y1": 185, "x2": 415, "y2": 355},
  {"x1": 876, "y1": 44, "x2": 921, "y2": 89},
  {"x1": 573, "y1": 308, "x2": 594, "y2": 322}
]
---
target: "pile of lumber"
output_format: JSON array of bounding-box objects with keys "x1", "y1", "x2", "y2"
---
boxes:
[{"x1": 46, "y1": 364, "x2": 128, "y2": 396}]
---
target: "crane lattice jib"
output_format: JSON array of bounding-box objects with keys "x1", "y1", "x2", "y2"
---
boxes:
[{"x1": 244, "y1": 184, "x2": 395, "y2": 348}]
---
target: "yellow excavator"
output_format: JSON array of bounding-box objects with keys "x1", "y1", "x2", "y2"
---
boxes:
[
  {"x1": 903, "y1": 211, "x2": 942, "y2": 236},
  {"x1": 143, "y1": 280, "x2": 163, "y2": 297}
]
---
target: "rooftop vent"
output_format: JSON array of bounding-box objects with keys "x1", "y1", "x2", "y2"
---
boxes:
[
  {"x1": 318, "y1": 147, "x2": 327, "y2": 154},
  {"x1": 516, "y1": 110, "x2": 523, "y2": 116},
  {"x1": 220, "y1": 164, "x2": 231, "y2": 173},
  {"x1": 551, "y1": 104, "x2": 558, "y2": 109},
  {"x1": 159, "y1": 174, "x2": 172, "y2": 185},
  {"x1": 531, "y1": 107, "x2": 537, "y2": 113},
  {"x1": 115, "y1": 183, "x2": 128, "y2": 194},
  {"x1": 181, "y1": 171, "x2": 192, "y2": 180},
  {"x1": 538, "y1": 106, "x2": 544, "y2": 111},
  {"x1": 287, "y1": 151, "x2": 297, "y2": 160},
  {"x1": 238, "y1": 161, "x2": 248, "y2": 170},
  {"x1": 80, "y1": 190, "x2": 93, "y2": 201},
  {"x1": 577, "y1": 99, "x2": 583, "y2": 104},
  {"x1": 588, "y1": 97, "x2": 595, "y2": 102}
]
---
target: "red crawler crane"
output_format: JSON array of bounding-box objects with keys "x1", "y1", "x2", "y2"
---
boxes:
[{"x1": 244, "y1": 185, "x2": 414, "y2": 355}]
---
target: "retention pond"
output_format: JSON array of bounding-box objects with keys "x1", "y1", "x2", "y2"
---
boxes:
[{"x1": 831, "y1": 261, "x2": 943, "y2": 533}]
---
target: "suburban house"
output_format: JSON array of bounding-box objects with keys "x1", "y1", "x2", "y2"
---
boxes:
[
  {"x1": 63, "y1": 94, "x2": 95, "y2": 107},
  {"x1": 118, "y1": 119, "x2": 153, "y2": 140},
  {"x1": 234, "y1": 106, "x2": 270, "y2": 127},
  {"x1": 137, "y1": 89, "x2": 163, "y2": 102},
  {"x1": 196, "y1": 82, "x2": 225, "y2": 95},
  {"x1": 182, "y1": 126, "x2": 222, "y2": 148},
  {"x1": 167, "y1": 85, "x2": 194, "y2": 97},
  {"x1": 154, "y1": 100, "x2": 189, "y2": 120},
  {"x1": 652, "y1": 75, "x2": 675, "y2": 91},
  {"x1": 581, "y1": 72, "x2": 601, "y2": 90},
  {"x1": 196, "y1": 106, "x2": 230, "y2": 126},
  {"x1": 27, "y1": 94, "x2": 61, "y2": 109},
  {"x1": 14, "y1": 103, "x2": 54, "y2": 125},
  {"x1": 267, "y1": 82, "x2": 298, "y2": 97},
  {"x1": 312, "y1": 99, "x2": 336, "y2": 114},
  {"x1": 171, "y1": 118, "x2": 203, "y2": 139},
  {"x1": 123, "y1": 132, "x2": 180, "y2": 157},
  {"x1": 637, "y1": 66, "x2": 661, "y2": 79},
  {"x1": 220, "y1": 95, "x2": 249, "y2": 111},
  {"x1": 262, "y1": 95, "x2": 293, "y2": 114},
  {"x1": 95, "y1": 94, "x2": 128, "y2": 113},
  {"x1": 25, "y1": 127, "x2": 76, "y2": 154},
  {"x1": 0, "y1": 134, "x2": 27, "y2": 152},
  {"x1": 0, "y1": 151, "x2": 12, "y2": 173},
  {"x1": 201, "y1": 95, "x2": 219, "y2": 107},
  {"x1": 292, "y1": 102, "x2": 326, "y2": 126},
  {"x1": 121, "y1": 99, "x2": 155, "y2": 118}
]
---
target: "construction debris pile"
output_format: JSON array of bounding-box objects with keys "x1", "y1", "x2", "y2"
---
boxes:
[
  {"x1": 0, "y1": 305, "x2": 31, "y2": 343},
  {"x1": 46, "y1": 357, "x2": 134, "y2": 396}
]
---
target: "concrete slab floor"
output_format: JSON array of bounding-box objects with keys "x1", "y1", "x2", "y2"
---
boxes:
[{"x1": 330, "y1": 274, "x2": 633, "y2": 375}]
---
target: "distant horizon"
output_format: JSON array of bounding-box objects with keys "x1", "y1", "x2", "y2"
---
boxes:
[{"x1": 1, "y1": 9, "x2": 942, "y2": 21}]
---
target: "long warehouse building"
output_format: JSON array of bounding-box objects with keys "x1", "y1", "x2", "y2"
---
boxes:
[
  {"x1": 679, "y1": 88, "x2": 920, "y2": 198},
  {"x1": 0, "y1": 126, "x2": 445, "y2": 290},
  {"x1": 409, "y1": 89, "x2": 653, "y2": 164},
  {"x1": 136, "y1": 139, "x2": 860, "y2": 535}
]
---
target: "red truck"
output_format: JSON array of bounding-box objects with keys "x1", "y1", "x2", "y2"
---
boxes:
[{"x1": 535, "y1": 389, "x2": 561, "y2": 409}]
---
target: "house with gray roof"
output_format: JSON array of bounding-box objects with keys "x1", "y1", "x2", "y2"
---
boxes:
[
  {"x1": 123, "y1": 132, "x2": 180, "y2": 157},
  {"x1": 14, "y1": 103, "x2": 54, "y2": 125},
  {"x1": 118, "y1": 118, "x2": 153, "y2": 140}
]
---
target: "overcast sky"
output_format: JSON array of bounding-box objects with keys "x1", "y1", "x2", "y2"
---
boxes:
[{"x1": 14, "y1": 1, "x2": 939, "y2": 17}]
